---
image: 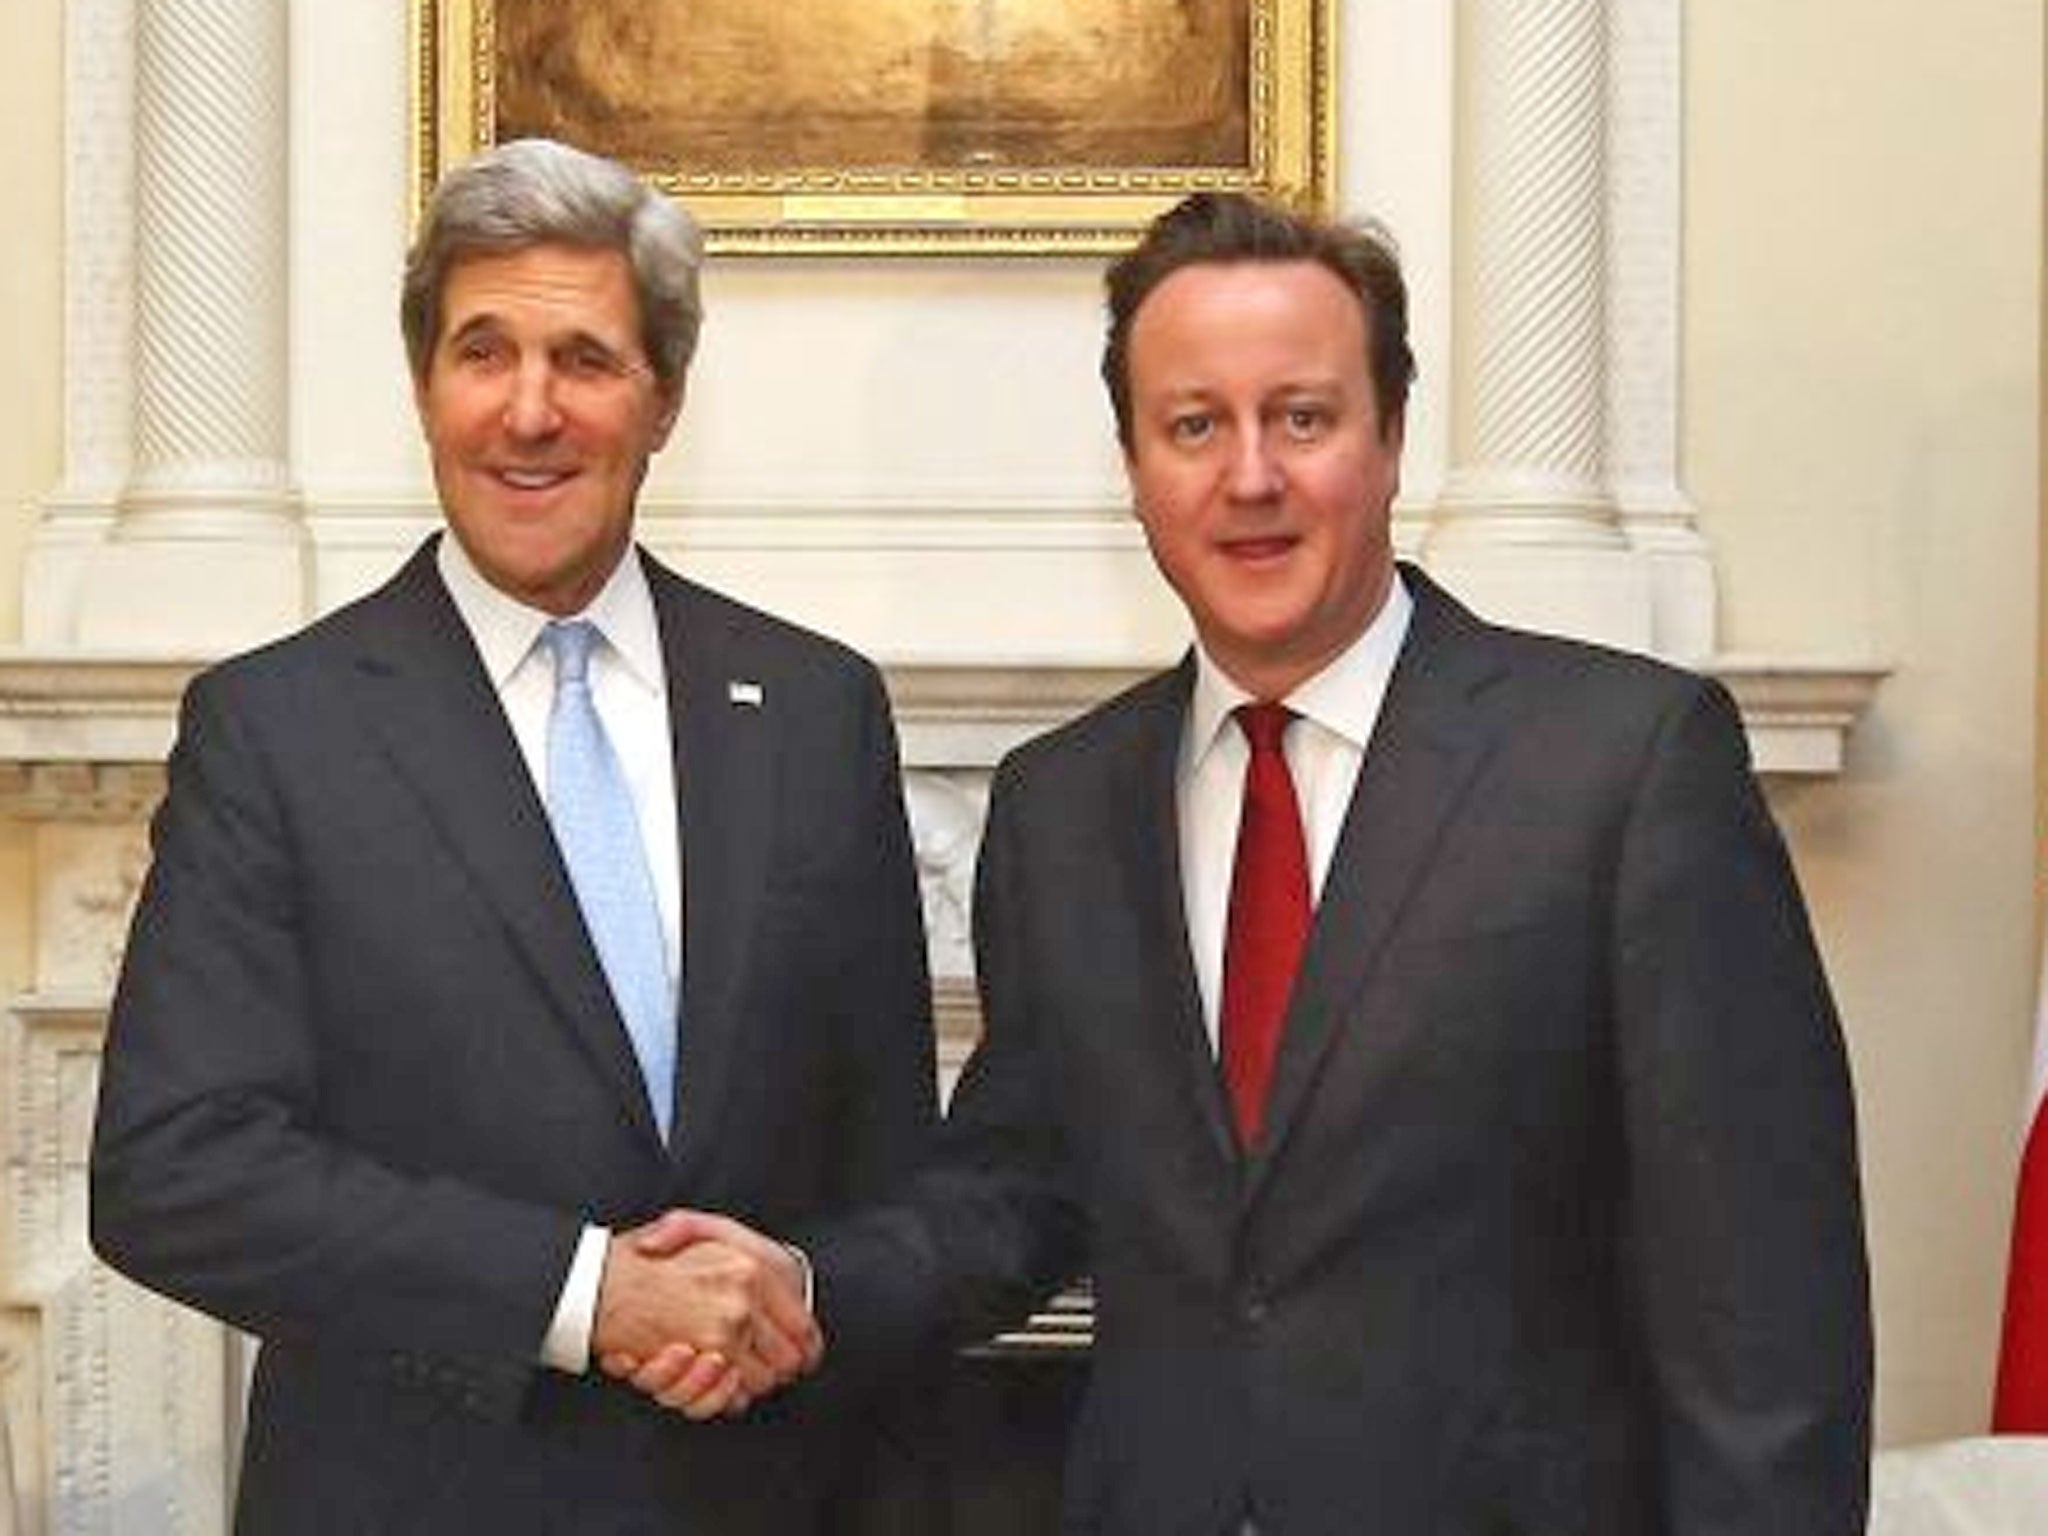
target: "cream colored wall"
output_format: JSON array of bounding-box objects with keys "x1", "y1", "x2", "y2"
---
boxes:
[
  {"x1": 1, "y1": 0, "x2": 2042, "y2": 1453},
  {"x1": 1688, "y1": 0, "x2": 2044, "y2": 1442}
]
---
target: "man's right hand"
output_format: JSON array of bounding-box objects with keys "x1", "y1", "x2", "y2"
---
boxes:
[{"x1": 590, "y1": 1210, "x2": 822, "y2": 1420}]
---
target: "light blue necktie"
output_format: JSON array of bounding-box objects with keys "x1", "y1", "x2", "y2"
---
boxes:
[{"x1": 542, "y1": 620, "x2": 676, "y2": 1140}]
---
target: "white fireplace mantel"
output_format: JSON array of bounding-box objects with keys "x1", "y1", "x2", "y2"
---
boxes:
[{"x1": 0, "y1": 652, "x2": 1889, "y2": 793}]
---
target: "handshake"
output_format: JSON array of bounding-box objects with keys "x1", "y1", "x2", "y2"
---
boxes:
[{"x1": 589, "y1": 1208, "x2": 820, "y2": 1421}]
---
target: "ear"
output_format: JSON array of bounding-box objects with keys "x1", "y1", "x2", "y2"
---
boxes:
[
  {"x1": 1377, "y1": 407, "x2": 1405, "y2": 502},
  {"x1": 651, "y1": 380, "x2": 685, "y2": 449}
]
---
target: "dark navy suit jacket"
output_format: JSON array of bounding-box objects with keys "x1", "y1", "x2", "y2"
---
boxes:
[
  {"x1": 819, "y1": 567, "x2": 1870, "y2": 1535},
  {"x1": 92, "y1": 539, "x2": 936, "y2": 1533}
]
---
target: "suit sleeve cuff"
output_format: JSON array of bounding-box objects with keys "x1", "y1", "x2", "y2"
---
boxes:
[
  {"x1": 539, "y1": 1224, "x2": 610, "y2": 1374},
  {"x1": 782, "y1": 1240, "x2": 815, "y2": 1312}
]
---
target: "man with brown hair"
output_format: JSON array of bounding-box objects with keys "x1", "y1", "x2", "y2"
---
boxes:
[{"x1": 641, "y1": 191, "x2": 1874, "y2": 1534}]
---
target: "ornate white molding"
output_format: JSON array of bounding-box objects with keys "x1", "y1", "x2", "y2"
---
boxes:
[
  {"x1": 54, "y1": 0, "x2": 134, "y2": 506},
  {"x1": 1605, "y1": 0, "x2": 1715, "y2": 664},
  {"x1": 0, "y1": 661, "x2": 202, "y2": 788},
  {"x1": 2, "y1": 995, "x2": 235, "y2": 1536},
  {"x1": 1715, "y1": 660, "x2": 1893, "y2": 777},
  {"x1": 34, "y1": 831, "x2": 153, "y2": 1000},
  {"x1": 888, "y1": 659, "x2": 1897, "y2": 783},
  {"x1": 25, "y1": 0, "x2": 136, "y2": 649},
  {"x1": 0, "y1": 651, "x2": 1888, "y2": 798}
]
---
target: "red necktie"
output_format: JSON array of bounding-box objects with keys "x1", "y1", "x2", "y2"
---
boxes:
[{"x1": 1220, "y1": 702, "x2": 1311, "y2": 1148}]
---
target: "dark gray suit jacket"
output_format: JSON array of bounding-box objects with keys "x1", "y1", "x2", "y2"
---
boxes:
[
  {"x1": 819, "y1": 567, "x2": 1870, "y2": 1535},
  {"x1": 91, "y1": 539, "x2": 936, "y2": 1534}
]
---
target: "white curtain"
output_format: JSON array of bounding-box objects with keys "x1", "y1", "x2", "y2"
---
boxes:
[{"x1": 1868, "y1": 1437, "x2": 2048, "y2": 1534}]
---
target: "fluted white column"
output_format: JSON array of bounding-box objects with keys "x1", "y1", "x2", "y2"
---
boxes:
[
  {"x1": 77, "y1": 0, "x2": 304, "y2": 650},
  {"x1": 1425, "y1": 0, "x2": 1652, "y2": 651}
]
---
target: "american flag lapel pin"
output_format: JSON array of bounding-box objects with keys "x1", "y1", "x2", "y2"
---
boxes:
[{"x1": 728, "y1": 680, "x2": 764, "y2": 708}]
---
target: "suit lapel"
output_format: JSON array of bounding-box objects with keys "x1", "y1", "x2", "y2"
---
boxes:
[
  {"x1": 1245, "y1": 572, "x2": 1514, "y2": 1196},
  {"x1": 1126, "y1": 662, "x2": 1242, "y2": 1170},
  {"x1": 342, "y1": 543, "x2": 659, "y2": 1137},
  {"x1": 652, "y1": 563, "x2": 778, "y2": 1173}
]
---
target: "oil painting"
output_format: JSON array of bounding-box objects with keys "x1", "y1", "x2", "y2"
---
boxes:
[{"x1": 414, "y1": 0, "x2": 1330, "y2": 252}]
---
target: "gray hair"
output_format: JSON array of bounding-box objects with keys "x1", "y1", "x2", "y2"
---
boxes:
[{"x1": 401, "y1": 138, "x2": 704, "y2": 393}]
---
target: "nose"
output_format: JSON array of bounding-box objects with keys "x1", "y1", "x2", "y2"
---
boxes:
[
  {"x1": 1225, "y1": 425, "x2": 1284, "y2": 502},
  {"x1": 502, "y1": 357, "x2": 563, "y2": 440}
]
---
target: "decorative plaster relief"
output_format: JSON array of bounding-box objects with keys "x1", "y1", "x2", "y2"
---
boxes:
[
  {"x1": 2, "y1": 1306, "x2": 33, "y2": 1535},
  {"x1": 0, "y1": 770, "x2": 162, "y2": 831},
  {"x1": 3, "y1": 1003, "x2": 233, "y2": 1536},
  {"x1": 34, "y1": 829, "x2": 151, "y2": 999},
  {"x1": 904, "y1": 770, "x2": 990, "y2": 984},
  {"x1": 3, "y1": 1004, "x2": 95, "y2": 1536}
]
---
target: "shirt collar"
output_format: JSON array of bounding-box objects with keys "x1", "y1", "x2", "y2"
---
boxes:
[
  {"x1": 435, "y1": 533, "x2": 665, "y2": 695},
  {"x1": 1184, "y1": 568, "x2": 1415, "y2": 773}
]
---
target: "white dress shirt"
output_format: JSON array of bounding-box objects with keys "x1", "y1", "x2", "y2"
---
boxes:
[
  {"x1": 437, "y1": 534, "x2": 681, "y2": 1374},
  {"x1": 1176, "y1": 572, "x2": 1413, "y2": 1047}
]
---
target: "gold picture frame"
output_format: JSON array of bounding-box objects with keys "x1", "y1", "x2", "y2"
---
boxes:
[{"x1": 411, "y1": 0, "x2": 1333, "y2": 255}]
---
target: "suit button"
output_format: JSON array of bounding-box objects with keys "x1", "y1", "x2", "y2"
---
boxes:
[{"x1": 1242, "y1": 1297, "x2": 1269, "y2": 1326}]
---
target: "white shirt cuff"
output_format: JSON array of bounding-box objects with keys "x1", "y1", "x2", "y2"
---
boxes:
[{"x1": 539, "y1": 1224, "x2": 610, "y2": 1374}]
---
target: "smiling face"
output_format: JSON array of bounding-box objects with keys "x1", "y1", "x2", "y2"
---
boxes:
[
  {"x1": 415, "y1": 243, "x2": 681, "y2": 616},
  {"x1": 1123, "y1": 259, "x2": 1402, "y2": 699}
]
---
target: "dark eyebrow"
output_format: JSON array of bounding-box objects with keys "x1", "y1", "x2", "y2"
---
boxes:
[
  {"x1": 441, "y1": 315, "x2": 628, "y2": 359},
  {"x1": 442, "y1": 314, "x2": 504, "y2": 348},
  {"x1": 555, "y1": 330, "x2": 628, "y2": 358}
]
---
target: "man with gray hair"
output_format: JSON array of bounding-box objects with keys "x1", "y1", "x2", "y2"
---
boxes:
[{"x1": 89, "y1": 138, "x2": 937, "y2": 1533}]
